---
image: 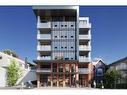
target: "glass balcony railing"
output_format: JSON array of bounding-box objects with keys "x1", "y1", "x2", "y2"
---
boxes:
[
  {"x1": 79, "y1": 45, "x2": 91, "y2": 51},
  {"x1": 79, "y1": 56, "x2": 91, "y2": 62},
  {"x1": 78, "y1": 68, "x2": 90, "y2": 74},
  {"x1": 37, "y1": 56, "x2": 51, "y2": 60},
  {"x1": 37, "y1": 34, "x2": 51, "y2": 40},
  {"x1": 79, "y1": 35, "x2": 91, "y2": 40},
  {"x1": 37, "y1": 22, "x2": 51, "y2": 29},
  {"x1": 36, "y1": 68, "x2": 51, "y2": 73},
  {"x1": 37, "y1": 45, "x2": 51, "y2": 51}
]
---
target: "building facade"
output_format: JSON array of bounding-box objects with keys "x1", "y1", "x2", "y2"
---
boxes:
[
  {"x1": 33, "y1": 6, "x2": 92, "y2": 87},
  {"x1": 109, "y1": 57, "x2": 127, "y2": 84},
  {"x1": 0, "y1": 52, "x2": 36, "y2": 87}
]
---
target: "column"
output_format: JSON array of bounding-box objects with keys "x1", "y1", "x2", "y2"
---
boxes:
[
  {"x1": 69, "y1": 64, "x2": 71, "y2": 87},
  {"x1": 37, "y1": 63, "x2": 40, "y2": 88},
  {"x1": 57, "y1": 63, "x2": 59, "y2": 87},
  {"x1": 63, "y1": 63, "x2": 65, "y2": 87},
  {"x1": 51, "y1": 63, "x2": 53, "y2": 87},
  {"x1": 76, "y1": 63, "x2": 79, "y2": 81}
]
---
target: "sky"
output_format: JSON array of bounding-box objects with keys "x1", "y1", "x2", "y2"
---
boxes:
[{"x1": 0, "y1": 6, "x2": 127, "y2": 64}]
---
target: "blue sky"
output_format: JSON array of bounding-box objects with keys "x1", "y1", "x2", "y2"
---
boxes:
[{"x1": 0, "y1": 6, "x2": 127, "y2": 64}]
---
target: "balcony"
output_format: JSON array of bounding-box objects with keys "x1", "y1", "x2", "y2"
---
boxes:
[
  {"x1": 37, "y1": 22, "x2": 51, "y2": 29},
  {"x1": 79, "y1": 56, "x2": 91, "y2": 62},
  {"x1": 79, "y1": 45, "x2": 91, "y2": 51},
  {"x1": 36, "y1": 68, "x2": 51, "y2": 73},
  {"x1": 78, "y1": 68, "x2": 90, "y2": 74},
  {"x1": 37, "y1": 45, "x2": 51, "y2": 51},
  {"x1": 79, "y1": 35, "x2": 91, "y2": 40},
  {"x1": 37, "y1": 56, "x2": 51, "y2": 60},
  {"x1": 37, "y1": 34, "x2": 51, "y2": 40},
  {"x1": 79, "y1": 22, "x2": 91, "y2": 29}
]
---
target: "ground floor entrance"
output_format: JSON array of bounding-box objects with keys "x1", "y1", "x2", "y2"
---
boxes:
[{"x1": 36, "y1": 61, "x2": 91, "y2": 88}]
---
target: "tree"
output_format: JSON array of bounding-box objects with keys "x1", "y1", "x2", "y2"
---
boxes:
[
  {"x1": 7, "y1": 59, "x2": 22, "y2": 86},
  {"x1": 2, "y1": 49, "x2": 19, "y2": 58},
  {"x1": 104, "y1": 69, "x2": 121, "y2": 88}
]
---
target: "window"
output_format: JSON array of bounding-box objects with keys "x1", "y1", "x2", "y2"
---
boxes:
[
  {"x1": 55, "y1": 25, "x2": 57, "y2": 27},
  {"x1": 71, "y1": 36, "x2": 73, "y2": 38},
  {"x1": 55, "y1": 47, "x2": 57, "y2": 49},
  {"x1": 97, "y1": 68, "x2": 103, "y2": 76},
  {"x1": 61, "y1": 47, "x2": 63, "y2": 49},
  {"x1": 71, "y1": 47, "x2": 73, "y2": 49},
  {"x1": 71, "y1": 58, "x2": 73, "y2": 60},
  {"x1": 65, "y1": 47, "x2": 67, "y2": 49},
  {"x1": 61, "y1": 25, "x2": 63, "y2": 27},
  {"x1": 0, "y1": 56, "x2": 2, "y2": 59},
  {"x1": 55, "y1": 36, "x2": 57, "y2": 38},
  {"x1": 65, "y1": 58, "x2": 69, "y2": 60},
  {"x1": 55, "y1": 58, "x2": 57, "y2": 60},
  {"x1": 71, "y1": 25, "x2": 73, "y2": 27},
  {"x1": 61, "y1": 36, "x2": 63, "y2": 38},
  {"x1": 65, "y1": 36, "x2": 67, "y2": 38},
  {"x1": 65, "y1": 25, "x2": 67, "y2": 27}
]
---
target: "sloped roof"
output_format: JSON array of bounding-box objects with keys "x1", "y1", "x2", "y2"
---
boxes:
[{"x1": 109, "y1": 56, "x2": 127, "y2": 66}]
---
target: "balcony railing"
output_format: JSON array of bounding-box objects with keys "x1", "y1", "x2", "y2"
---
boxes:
[
  {"x1": 78, "y1": 68, "x2": 90, "y2": 74},
  {"x1": 37, "y1": 34, "x2": 51, "y2": 40},
  {"x1": 79, "y1": 56, "x2": 91, "y2": 62},
  {"x1": 37, "y1": 45, "x2": 51, "y2": 51},
  {"x1": 79, "y1": 35, "x2": 91, "y2": 40},
  {"x1": 36, "y1": 68, "x2": 51, "y2": 73},
  {"x1": 37, "y1": 22, "x2": 51, "y2": 29},
  {"x1": 79, "y1": 22, "x2": 91, "y2": 29},
  {"x1": 79, "y1": 45, "x2": 91, "y2": 51},
  {"x1": 37, "y1": 56, "x2": 51, "y2": 60}
]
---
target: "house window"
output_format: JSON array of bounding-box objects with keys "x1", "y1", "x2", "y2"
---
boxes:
[
  {"x1": 71, "y1": 47, "x2": 73, "y2": 49},
  {"x1": 55, "y1": 36, "x2": 57, "y2": 38},
  {"x1": 61, "y1": 25, "x2": 63, "y2": 27},
  {"x1": 65, "y1": 36, "x2": 67, "y2": 38},
  {"x1": 61, "y1": 47, "x2": 63, "y2": 49},
  {"x1": 65, "y1": 47, "x2": 67, "y2": 49},
  {"x1": 97, "y1": 68, "x2": 103, "y2": 76},
  {"x1": 55, "y1": 47, "x2": 57, "y2": 49},
  {"x1": 0, "y1": 56, "x2": 2, "y2": 59},
  {"x1": 55, "y1": 25, "x2": 57, "y2": 27},
  {"x1": 55, "y1": 58, "x2": 57, "y2": 60},
  {"x1": 65, "y1": 25, "x2": 67, "y2": 27},
  {"x1": 61, "y1": 36, "x2": 63, "y2": 38},
  {"x1": 71, "y1": 58, "x2": 73, "y2": 60}
]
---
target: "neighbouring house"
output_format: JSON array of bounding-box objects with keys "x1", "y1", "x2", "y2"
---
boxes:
[
  {"x1": 91, "y1": 59, "x2": 107, "y2": 87},
  {"x1": 109, "y1": 57, "x2": 127, "y2": 84},
  {"x1": 33, "y1": 6, "x2": 92, "y2": 88},
  {"x1": 0, "y1": 52, "x2": 36, "y2": 87}
]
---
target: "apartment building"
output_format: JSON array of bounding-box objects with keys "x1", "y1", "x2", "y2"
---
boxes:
[{"x1": 33, "y1": 6, "x2": 92, "y2": 87}]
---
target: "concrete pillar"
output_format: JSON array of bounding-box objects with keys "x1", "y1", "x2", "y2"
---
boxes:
[
  {"x1": 76, "y1": 63, "x2": 79, "y2": 81},
  {"x1": 57, "y1": 63, "x2": 59, "y2": 87},
  {"x1": 37, "y1": 16, "x2": 41, "y2": 23},
  {"x1": 63, "y1": 63, "x2": 65, "y2": 87},
  {"x1": 51, "y1": 63, "x2": 53, "y2": 87},
  {"x1": 37, "y1": 74, "x2": 40, "y2": 88}
]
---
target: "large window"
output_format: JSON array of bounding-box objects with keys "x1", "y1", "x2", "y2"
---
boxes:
[{"x1": 97, "y1": 68, "x2": 103, "y2": 76}]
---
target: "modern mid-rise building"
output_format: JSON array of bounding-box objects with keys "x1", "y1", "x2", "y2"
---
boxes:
[{"x1": 33, "y1": 6, "x2": 92, "y2": 87}]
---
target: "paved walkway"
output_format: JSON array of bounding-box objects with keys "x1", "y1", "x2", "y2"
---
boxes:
[{"x1": 0, "y1": 86, "x2": 96, "y2": 90}]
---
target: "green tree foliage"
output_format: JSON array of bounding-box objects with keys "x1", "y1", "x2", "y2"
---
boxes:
[
  {"x1": 104, "y1": 69, "x2": 121, "y2": 88},
  {"x1": 7, "y1": 59, "x2": 22, "y2": 86},
  {"x1": 2, "y1": 49, "x2": 19, "y2": 58}
]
